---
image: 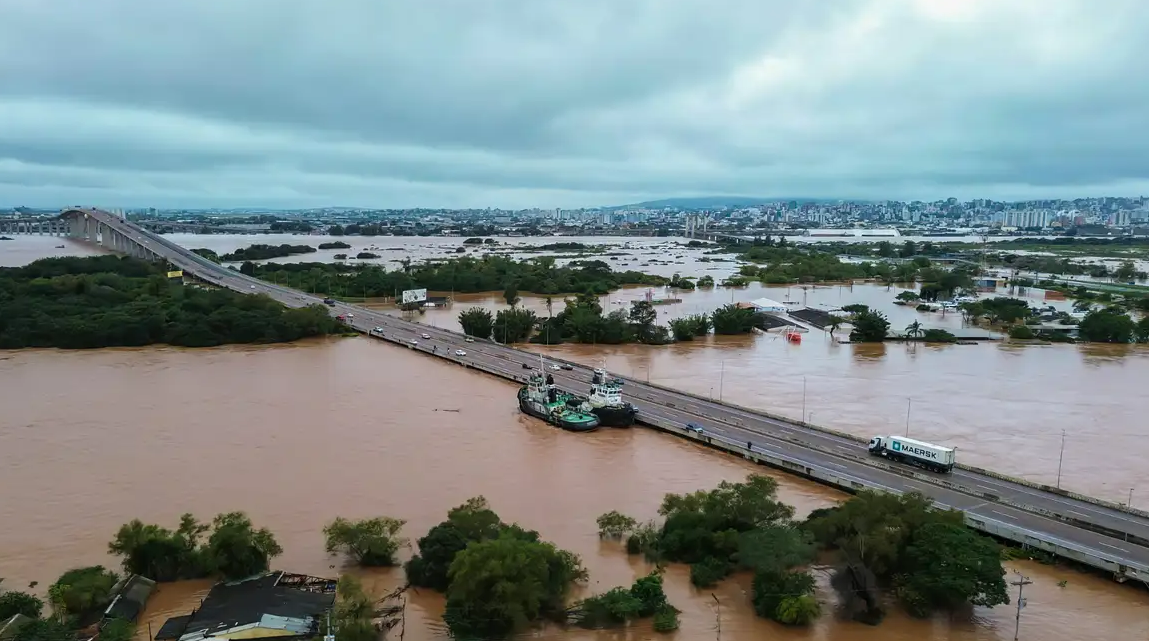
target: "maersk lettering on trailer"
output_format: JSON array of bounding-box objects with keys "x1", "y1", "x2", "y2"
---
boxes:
[{"x1": 891, "y1": 440, "x2": 940, "y2": 460}]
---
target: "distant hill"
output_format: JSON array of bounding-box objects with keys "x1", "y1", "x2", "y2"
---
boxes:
[{"x1": 609, "y1": 196, "x2": 850, "y2": 210}]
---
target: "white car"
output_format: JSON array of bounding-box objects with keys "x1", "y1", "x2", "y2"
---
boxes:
[
  {"x1": 373, "y1": 326, "x2": 384, "y2": 333},
  {"x1": 249, "y1": 285, "x2": 256, "y2": 289},
  {"x1": 454, "y1": 349, "x2": 467, "y2": 357},
  {"x1": 550, "y1": 364, "x2": 561, "y2": 371},
  {"x1": 464, "y1": 337, "x2": 475, "y2": 343},
  {"x1": 421, "y1": 333, "x2": 431, "y2": 339},
  {"x1": 408, "y1": 339, "x2": 418, "y2": 345}
]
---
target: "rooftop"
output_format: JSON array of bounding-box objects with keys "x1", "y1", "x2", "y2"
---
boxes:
[{"x1": 154, "y1": 572, "x2": 336, "y2": 641}]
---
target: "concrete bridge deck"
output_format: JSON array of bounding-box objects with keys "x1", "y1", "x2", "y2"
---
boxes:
[{"x1": 49, "y1": 208, "x2": 1149, "y2": 585}]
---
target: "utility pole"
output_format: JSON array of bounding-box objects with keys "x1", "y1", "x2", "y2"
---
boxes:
[
  {"x1": 904, "y1": 397, "x2": 912, "y2": 437},
  {"x1": 1056, "y1": 429, "x2": 1066, "y2": 489},
  {"x1": 711, "y1": 594, "x2": 721, "y2": 641},
  {"x1": 718, "y1": 360, "x2": 725, "y2": 401},
  {"x1": 1011, "y1": 571, "x2": 1031, "y2": 641}
]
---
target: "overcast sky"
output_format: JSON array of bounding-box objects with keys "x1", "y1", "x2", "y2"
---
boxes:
[{"x1": 1, "y1": 0, "x2": 1147, "y2": 209}]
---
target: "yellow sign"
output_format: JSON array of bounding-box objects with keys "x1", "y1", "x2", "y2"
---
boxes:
[{"x1": 166, "y1": 270, "x2": 184, "y2": 279}]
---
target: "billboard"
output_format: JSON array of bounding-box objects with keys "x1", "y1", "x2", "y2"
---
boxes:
[
  {"x1": 166, "y1": 270, "x2": 184, "y2": 279},
  {"x1": 401, "y1": 288, "x2": 428, "y2": 304}
]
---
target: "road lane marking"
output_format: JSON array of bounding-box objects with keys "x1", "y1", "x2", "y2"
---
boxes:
[
  {"x1": 1097, "y1": 542, "x2": 1128, "y2": 552},
  {"x1": 990, "y1": 510, "x2": 1019, "y2": 521}
]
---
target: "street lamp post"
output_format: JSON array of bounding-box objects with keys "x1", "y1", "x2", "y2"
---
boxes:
[
  {"x1": 718, "y1": 360, "x2": 725, "y2": 401},
  {"x1": 904, "y1": 398, "x2": 912, "y2": 437},
  {"x1": 802, "y1": 376, "x2": 807, "y2": 423},
  {"x1": 1056, "y1": 429, "x2": 1066, "y2": 489}
]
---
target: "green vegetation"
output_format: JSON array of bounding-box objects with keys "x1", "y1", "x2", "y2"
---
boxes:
[
  {"x1": 531, "y1": 294, "x2": 670, "y2": 345},
  {"x1": 669, "y1": 314, "x2": 712, "y2": 341},
  {"x1": 404, "y1": 497, "x2": 587, "y2": 639},
  {"x1": 570, "y1": 572, "x2": 677, "y2": 632},
  {"x1": 595, "y1": 511, "x2": 638, "y2": 539},
  {"x1": 1008, "y1": 324, "x2": 1037, "y2": 339},
  {"x1": 611, "y1": 475, "x2": 820, "y2": 627},
  {"x1": 355, "y1": 252, "x2": 380, "y2": 259},
  {"x1": 1078, "y1": 308, "x2": 1136, "y2": 343},
  {"x1": 697, "y1": 275, "x2": 715, "y2": 287},
  {"x1": 0, "y1": 589, "x2": 44, "y2": 620},
  {"x1": 921, "y1": 328, "x2": 957, "y2": 343},
  {"x1": 47, "y1": 566, "x2": 117, "y2": 623},
  {"x1": 710, "y1": 303, "x2": 767, "y2": 334},
  {"x1": 190, "y1": 248, "x2": 221, "y2": 263},
  {"x1": 458, "y1": 307, "x2": 494, "y2": 340},
  {"x1": 0, "y1": 256, "x2": 341, "y2": 349},
  {"x1": 494, "y1": 307, "x2": 537, "y2": 343},
  {"x1": 849, "y1": 310, "x2": 890, "y2": 342},
  {"x1": 98, "y1": 619, "x2": 135, "y2": 641},
  {"x1": 318, "y1": 241, "x2": 351, "y2": 250},
  {"x1": 108, "y1": 512, "x2": 282, "y2": 581},
  {"x1": 249, "y1": 255, "x2": 666, "y2": 298},
  {"x1": 806, "y1": 491, "x2": 1008, "y2": 622},
  {"x1": 323, "y1": 517, "x2": 407, "y2": 566},
  {"x1": 10, "y1": 618, "x2": 72, "y2": 641},
  {"x1": 221, "y1": 243, "x2": 317, "y2": 261},
  {"x1": 324, "y1": 576, "x2": 380, "y2": 641}
]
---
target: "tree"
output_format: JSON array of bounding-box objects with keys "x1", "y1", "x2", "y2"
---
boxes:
[
  {"x1": 904, "y1": 321, "x2": 923, "y2": 339},
  {"x1": 710, "y1": 304, "x2": 764, "y2": 334},
  {"x1": 895, "y1": 291, "x2": 920, "y2": 303},
  {"x1": 841, "y1": 303, "x2": 869, "y2": 315},
  {"x1": 12, "y1": 619, "x2": 72, "y2": 641},
  {"x1": 502, "y1": 283, "x2": 520, "y2": 306},
  {"x1": 826, "y1": 315, "x2": 844, "y2": 337},
  {"x1": 98, "y1": 619, "x2": 136, "y2": 641},
  {"x1": 1008, "y1": 324, "x2": 1036, "y2": 339},
  {"x1": 572, "y1": 572, "x2": 671, "y2": 630},
  {"x1": 0, "y1": 591, "x2": 43, "y2": 620},
  {"x1": 628, "y1": 300, "x2": 660, "y2": 343},
  {"x1": 751, "y1": 569, "x2": 817, "y2": 624},
  {"x1": 493, "y1": 307, "x2": 536, "y2": 343},
  {"x1": 406, "y1": 497, "x2": 504, "y2": 591},
  {"x1": 1077, "y1": 308, "x2": 1134, "y2": 343},
  {"x1": 1136, "y1": 316, "x2": 1149, "y2": 343},
  {"x1": 48, "y1": 566, "x2": 118, "y2": 621},
  {"x1": 202, "y1": 512, "x2": 282, "y2": 580},
  {"x1": 323, "y1": 575, "x2": 380, "y2": 641},
  {"x1": 849, "y1": 310, "x2": 890, "y2": 342},
  {"x1": 595, "y1": 511, "x2": 637, "y2": 539},
  {"x1": 897, "y1": 522, "x2": 1008, "y2": 617},
  {"x1": 443, "y1": 533, "x2": 586, "y2": 638},
  {"x1": 323, "y1": 517, "x2": 407, "y2": 566},
  {"x1": 1114, "y1": 261, "x2": 1137, "y2": 282},
  {"x1": 921, "y1": 328, "x2": 957, "y2": 343},
  {"x1": 107, "y1": 514, "x2": 208, "y2": 581},
  {"x1": 457, "y1": 307, "x2": 493, "y2": 340}
]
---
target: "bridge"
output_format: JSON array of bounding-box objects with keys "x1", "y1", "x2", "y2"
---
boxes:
[{"x1": 51, "y1": 208, "x2": 1149, "y2": 586}]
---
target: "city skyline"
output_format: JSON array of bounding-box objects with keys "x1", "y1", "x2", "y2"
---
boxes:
[{"x1": 1, "y1": 1, "x2": 1148, "y2": 208}]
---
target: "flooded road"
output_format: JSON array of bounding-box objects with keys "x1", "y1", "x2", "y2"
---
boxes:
[{"x1": 1, "y1": 340, "x2": 1147, "y2": 641}]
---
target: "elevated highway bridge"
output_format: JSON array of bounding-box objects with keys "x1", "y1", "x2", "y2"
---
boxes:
[{"x1": 46, "y1": 207, "x2": 1149, "y2": 586}]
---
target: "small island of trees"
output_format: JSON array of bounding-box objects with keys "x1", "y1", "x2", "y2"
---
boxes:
[
  {"x1": 0, "y1": 256, "x2": 341, "y2": 349},
  {"x1": 220, "y1": 243, "x2": 317, "y2": 261}
]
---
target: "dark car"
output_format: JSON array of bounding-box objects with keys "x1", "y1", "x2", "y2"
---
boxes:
[
  {"x1": 560, "y1": 364, "x2": 574, "y2": 370},
  {"x1": 686, "y1": 422, "x2": 704, "y2": 434},
  {"x1": 323, "y1": 298, "x2": 335, "y2": 306},
  {"x1": 522, "y1": 363, "x2": 533, "y2": 370}
]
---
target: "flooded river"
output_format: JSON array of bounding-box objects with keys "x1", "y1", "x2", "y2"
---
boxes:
[{"x1": 1, "y1": 340, "x2": 1147, "y2": 641}]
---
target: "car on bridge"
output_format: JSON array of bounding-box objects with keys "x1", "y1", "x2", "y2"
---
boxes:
[
  {"x1": 323, "y1": 298, "x2": 335, "y2": 305},
  {"x1": 421, "y1": 333, "x2": 431, "y2": 339},
  {"x1": 560, "y1": 364, "x2": 573, "y2": 371},
  {"x1": 465, "y1": 336, "x2": 474, "y2": 342},
  {"x1": 521, "y1": 363, "x2": 533, "y2": 370},
  {"x1": 372, "y1": 326, "x2": 384, "y2": 334},
  {"x1": 454, "y1": 349, "x2": 466, "y2": 356},
  {"x1": 686, "y1": 422, "x2": 705, "y2": 434},
  {"x1": 408, "y1": 339, "x2": 418, "y2": 345}
]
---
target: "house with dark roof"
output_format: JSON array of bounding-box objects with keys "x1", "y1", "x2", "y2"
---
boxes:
[
  {"x1": 154, "y1": 572, "x2": 336, "y2": 641},
  {"x1": 102, "y1": 574, "x2": 158, "y2": 625}
]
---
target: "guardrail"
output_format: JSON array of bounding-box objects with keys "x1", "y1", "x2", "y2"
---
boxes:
[
  {"x1": 350, "y1": 324, "x2": 1149, "y2": 576},
  {"x1": 628, "y1": 377, "x2": 1149, "y2": 520}
]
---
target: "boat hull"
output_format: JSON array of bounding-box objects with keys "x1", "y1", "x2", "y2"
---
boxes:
[
  {"x1": 518, "y1": 389, "x2": 600, "y2": 432},
  {"x1": 592, "y1": 404, "x2": 637, "y2": 427}
]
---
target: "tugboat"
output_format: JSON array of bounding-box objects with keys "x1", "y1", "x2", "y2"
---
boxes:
[
  {"x1": 586, "y1": 368, "x2": 637, "y2": 427},
  {"x1": 518, "y1": 372, "x2": 601, "y2": 432}
]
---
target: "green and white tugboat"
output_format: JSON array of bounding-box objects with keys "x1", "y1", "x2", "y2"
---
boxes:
[{"x1": 518, "y1": 371, "x2": 601, "y2": 432}]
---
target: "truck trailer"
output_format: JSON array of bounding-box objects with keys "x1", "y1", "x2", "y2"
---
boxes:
[{"x1": 868, "y1": 435, "x2": 955, "y2": 473}]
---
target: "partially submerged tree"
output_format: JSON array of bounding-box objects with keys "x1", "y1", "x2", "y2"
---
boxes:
[{"x1": 323, "y1": 517, "x2": 408, "y2": 567}]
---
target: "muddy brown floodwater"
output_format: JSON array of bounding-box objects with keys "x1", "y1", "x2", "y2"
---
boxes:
[
  {"x1": 1, "y1": 340, "x2": 1147, "y2": 641},
  {"x1": 404, "y1": 285, "x2": 1149, "y2": 503}
]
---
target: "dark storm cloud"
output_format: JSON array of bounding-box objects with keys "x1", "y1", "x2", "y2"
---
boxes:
[{"x1": 0, "y1": 0, "x2": 1147, "y2": 207}]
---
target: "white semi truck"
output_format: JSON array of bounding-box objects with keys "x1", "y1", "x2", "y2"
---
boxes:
[{"x1": 867, "y1": 435, "x2": 956, "y2": 473}]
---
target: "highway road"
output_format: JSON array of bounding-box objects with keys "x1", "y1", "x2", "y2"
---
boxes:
[{"x1": 71, "y1": 208, "x2": 1149, "y2": 577}]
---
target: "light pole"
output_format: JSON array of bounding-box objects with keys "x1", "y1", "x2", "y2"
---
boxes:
[
  {"x1": 1056, "y1": 429, "x2": 1066, "y2": 489},
  {"x1": 718, "y1": 360, "x2": 725, "y2": 401},
  {"x1": 904, "y1": 398, "x2": 912, "y2": 437},
  {"x1": 802, "y1": 376, "x2": 807, "y2": 423}
]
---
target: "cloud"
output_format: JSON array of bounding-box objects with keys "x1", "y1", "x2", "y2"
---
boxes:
[{"x1": 0, "y1": 0, "x2": 1147, "y2": 208}]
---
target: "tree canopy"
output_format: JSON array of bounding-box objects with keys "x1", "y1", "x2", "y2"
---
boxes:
[
  {"x1": 323, "y1": 516, "x2": 407, "y2": 567},
  {"x1": 0, "y1": 590, "x2": 43, "y2": 620},
  {"x1": 849, "y1": 310, "x2": 890, "y2": 342},
  {"x1": 0, "y1": 256, "x2": 340, "y2": 349},
  {"x1": 48, "y1": 566, "x2": 118, "y2": 622},
  {"x1": 107, "y1": 512, "x2": 281, "y2": 581},
  {"x1": 804, "y1": 491, "x2": 1008, "y2": 621}
]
